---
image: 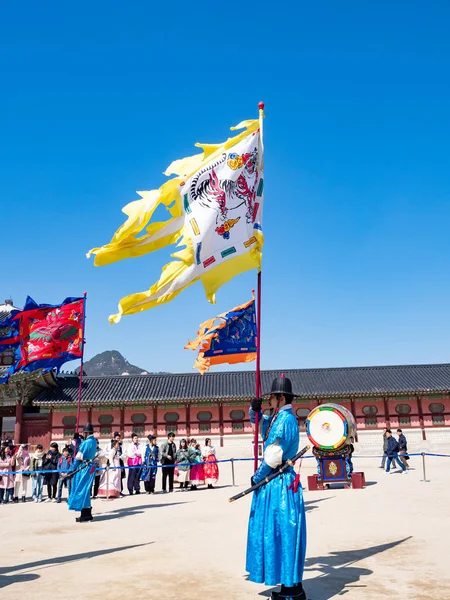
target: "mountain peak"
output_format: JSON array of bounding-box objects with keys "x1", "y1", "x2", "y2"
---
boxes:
[{"x1": 76, "y1": 350, "x2": 148, "y2": 377}]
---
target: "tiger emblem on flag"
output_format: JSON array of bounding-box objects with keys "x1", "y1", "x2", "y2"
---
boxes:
[{"x1": 189, "y1": 146, "x2": 259, "y2": 228}]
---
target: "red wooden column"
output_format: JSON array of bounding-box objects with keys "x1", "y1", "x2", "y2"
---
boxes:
[
  {"x1": 219, "y1": 402, "x2": 224, "y2": 447},
  {"x1": 88, "y1": 407, "x2": 92, "y2": 426},
  {"x1": 153, "y1": 405, "x2": 158, "y2": 434},
  {"x1": 417, "y1": 395, "x2": 426, "y2": 441},
  {"x1": 186, "y1": 403, "x2": 191, "y2": 438},
  {"x1": 120, "y1": 406, "x2": 125, "y2": 436},
  {"x1": 14, "y1": 401, "x2": 23, "y2": 445},
  {"x1": 383, "y1": 397, "x2": 390, "y2": 428},
  {"x1": 48, "y1": 408, "x2": 54, "y2": 444}
]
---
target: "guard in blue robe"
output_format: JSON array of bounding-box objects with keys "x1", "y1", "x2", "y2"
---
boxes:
[
  {"x1": 140, "y1": 435, "x2": 160, "y2": 494},
  {"x1": 246, "y1": 376, "x2": 307, "y2": 600},
  {"x1": 68, "y1": 423, "x2": 98, "y2": 523}
]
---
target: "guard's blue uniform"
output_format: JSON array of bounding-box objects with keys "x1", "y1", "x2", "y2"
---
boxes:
[
  {"x1": 68, "y1": 435, "x2": 97, "y2": 512},
  {"x1": 246, "y1": 404, "x2": 307, "y2": 587}
]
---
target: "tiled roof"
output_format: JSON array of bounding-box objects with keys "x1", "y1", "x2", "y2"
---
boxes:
[
  {"x1": 33, "y1": 363, "x2": 450, "y2": 405},
  {"x1": 0, "y1": 301, "x2": 19, "y2": 322}
]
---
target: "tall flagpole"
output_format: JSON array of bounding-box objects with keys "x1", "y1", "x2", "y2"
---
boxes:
[
  {"x1": 76, "y1": 292, "x2": 87, "y2": 433},
  {"x1": 253, "y1": 101, "x2": 265, "y2": 472}
]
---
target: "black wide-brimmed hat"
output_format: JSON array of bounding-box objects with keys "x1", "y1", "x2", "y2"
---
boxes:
[
  {"x1": 83, "y1": 423, "x2": 94, "y2": 434},
  {"x1": 265, "y1": 374, "x2": 297, "y2": 398}
]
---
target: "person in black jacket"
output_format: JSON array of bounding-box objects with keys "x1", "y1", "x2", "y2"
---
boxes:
[
  {"x1": 43, "y1": 442, "x2": 61, "y2": 501},
  {"x1": 396, "y1": 429, "x2": 409, "y2": 469},
  {"x1": 160, "y1": 433, "x2": 176, "y2": 493},
  {"x1": 380, "y1": 428, "x2": 397, "y2": 469},
  {"x1": 385, "y1": 430, "x2": 407, "y2": 474},
  {"x1": 345, "y1": 438, "x2": 354, "y2": 475}
]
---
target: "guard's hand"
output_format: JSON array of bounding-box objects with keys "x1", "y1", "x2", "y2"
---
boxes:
[{"x1": 251, "y1": 398, "x2": 263, "y2": 412}]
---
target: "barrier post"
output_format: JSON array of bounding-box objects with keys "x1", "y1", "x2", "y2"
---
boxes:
[
  {"x1": 231, "y1": 458, "x2": 236, "y2": 487},
  {"x1": 421, "y1": 452, "x2": 429, "y2": 483},
  {"x1": 106, "y1": 465, "x2": 110, "y2": 500}
]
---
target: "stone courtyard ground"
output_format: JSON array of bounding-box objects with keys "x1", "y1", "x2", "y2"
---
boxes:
[{"x1": 1, "y1": 455, "x2": 450, "y2": 600}]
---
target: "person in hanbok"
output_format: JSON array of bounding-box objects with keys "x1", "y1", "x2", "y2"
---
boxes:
[
  {"x1": 247, "y1": 376, "x2": 307, "y2": 600},
  {"x1": 188, "y1": 438, "x2": 204, "y2": 490},
  {"x1": 106, "y1": 432, "x2": 125, "y2": 495},
  {"x1": 0, "y1": 446, "x2": 15, "y2": 504},
  {"x1": 13, "y1": 444, "x2": 31, "y2": 502},
  {"x1": 202, "y1": 438, "x2": 219, "y2": 488},
  {"x1": 141, "y1": 435, "x2": 159, "y2": 494},
  {"x1": 98, "y1": 439, "x2": 122, "y2": 498},
  {"x1": 69, "y1": 432, "x2": 82, "y2": 457},
  {"x1": 126, "y1": 433, "x2": 145, "y2": 495},
  {"x1": 176, "y1": 439, "x2": 191, "y2": 490},
  {"x1": 68, "y1": 423, "x2": 98, "y2": 522},
  {"x1": 91, "y1": 438, "x2": 105, "y2": 499}
]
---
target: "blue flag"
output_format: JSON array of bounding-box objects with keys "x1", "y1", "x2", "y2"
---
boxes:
[{"x1": 185, "y1": 299, "x2": 257, "y2": 373}]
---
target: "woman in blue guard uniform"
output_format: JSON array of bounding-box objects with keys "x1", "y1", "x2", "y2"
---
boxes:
[
  {"x1": 247, "y1": 375, "x2": 307, "y2": 600},
  {"x1": 68, "y1": 423, "x2": 98, "y2": 523}
]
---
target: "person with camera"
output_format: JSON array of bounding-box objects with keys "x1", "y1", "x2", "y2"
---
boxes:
[{"x1": 43, "y1": 442, "x2": 61, "y2": 502}]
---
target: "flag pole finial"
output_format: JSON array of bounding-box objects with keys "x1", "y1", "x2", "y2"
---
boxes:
[{"x1": 258, "y1": 101, "x2": 265, "y2": 110}]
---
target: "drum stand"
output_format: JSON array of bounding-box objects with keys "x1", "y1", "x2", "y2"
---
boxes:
[{"x1": 307, "y1": 447, "x2": 366, "y2": 491}]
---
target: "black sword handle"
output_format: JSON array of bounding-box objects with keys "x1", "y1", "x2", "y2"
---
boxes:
[{"x1": 228, "y1": 445, "x2": 310, "y2": 503}]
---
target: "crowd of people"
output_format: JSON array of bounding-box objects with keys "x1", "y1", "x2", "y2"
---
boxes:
[
  {"x1": 0, "y1": 431, "x2": 219, "y2": 504},
  {"x1": 0, "y1": 424, "x2": 412, "y2": 505}
]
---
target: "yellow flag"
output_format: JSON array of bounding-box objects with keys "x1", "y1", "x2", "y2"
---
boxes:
[{"x1": 87, "y1": 117, "x2": 264, "y2": 323}]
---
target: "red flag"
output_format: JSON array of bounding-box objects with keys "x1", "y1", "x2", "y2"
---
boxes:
[{"x1": 17, "y1": 297, "x2": 84, "y2": 371}]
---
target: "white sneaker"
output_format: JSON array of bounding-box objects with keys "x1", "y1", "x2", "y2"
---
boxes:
[
  {"x1": 384, "y1": 471, "x2": 391, "y2": 475},
  {"x1": 402, "y1": 470, "x2": 408, "y2": 475},
  {"x1": 52, "y1": 498, "x2": 58, "y2": 502},
  {"x1": 34, "y1": 498, "x2": 38, "y2": 503},
  {"x1": 38, "y1": 498, "x2": 43, "y2": 502},
  {"x1": 44, "y1": 498, "x2": 51, "y2": 503}
]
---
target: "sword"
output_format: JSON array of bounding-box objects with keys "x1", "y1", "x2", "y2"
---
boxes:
[
  {"x1": 228, "y1": 445, "x2": 310, "y2": 502},
  {"x1": 65, "y1": 458, "x2": 97, "y2": 480}
]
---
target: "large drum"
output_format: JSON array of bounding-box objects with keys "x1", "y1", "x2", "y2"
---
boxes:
[{"x1": 305, "y1": 403, "x2": 356, "y2": 451}]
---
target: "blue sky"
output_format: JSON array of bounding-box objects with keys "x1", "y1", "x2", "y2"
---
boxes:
[{"x1": 2, "y1": 2, "x2": 450, "y2": 374}]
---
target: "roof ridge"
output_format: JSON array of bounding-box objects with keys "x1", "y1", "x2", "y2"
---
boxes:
[{"x1": 56, "y1": 362, "x2": 450, "y2": 380}]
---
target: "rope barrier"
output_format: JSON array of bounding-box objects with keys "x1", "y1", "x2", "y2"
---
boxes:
[
  {"x1": 0, "y1": 452, "x2": 449, "y2": 476},
  {"x1": 420, "y1": 452, "x2": 450, "y2": 458}
]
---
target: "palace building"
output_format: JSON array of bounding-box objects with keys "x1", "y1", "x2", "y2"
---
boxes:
[{"x1": 1, "y1": 362, "x2": 450, "y2": 456}]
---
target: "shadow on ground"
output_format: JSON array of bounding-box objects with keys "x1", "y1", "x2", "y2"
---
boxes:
[
  {"x1": 257, "y1": 537, "x2": 412, "y2": 599},
  {"x1": 94, "y1": 501, "x2": 191, "y2": 521},
  {"x1": 304, "y1": 498, "x2": 334, "y2": 513},
  {"x1": 315, "y1": 481, "x2": 378, "y2": 490},
  {"x1": 0, "y1": 543, "x2": 153, "y2": 589}
]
